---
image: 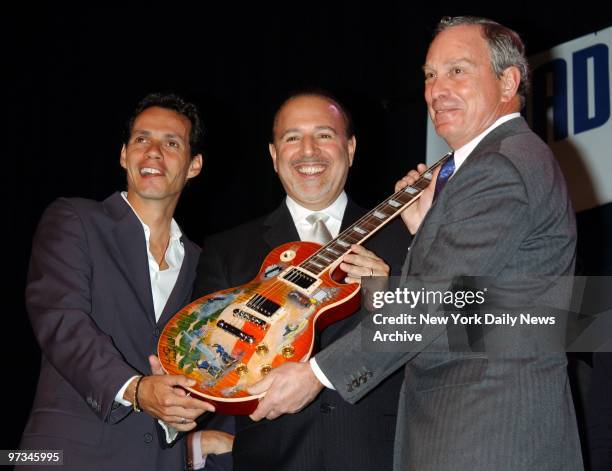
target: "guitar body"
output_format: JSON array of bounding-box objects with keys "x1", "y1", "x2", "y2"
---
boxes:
[{"x1": 158, "y1": 241, "x2": 360, "y2": 415}]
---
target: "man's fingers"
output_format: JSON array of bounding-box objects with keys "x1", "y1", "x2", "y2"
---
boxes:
[
  {"x1": 149, "y1": 354, "x2": 165, "y2": 375},
  {"x1": 247, "y1": 371, "x2": 275, "y2": 396},
  {"x1": 249, "y1": 396, "x2": 273, "y2": 421}
]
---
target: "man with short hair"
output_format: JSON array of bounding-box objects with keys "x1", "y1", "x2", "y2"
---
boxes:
[
  {"x1": 192, "y1": 91, "x2": 410, "y2": 471},
  {"x1": 21, "y1": 93, "x2": 214, "y2": 470},
  {"x1": 249, "y1": 17, "x2": 584, "y2": 471}
]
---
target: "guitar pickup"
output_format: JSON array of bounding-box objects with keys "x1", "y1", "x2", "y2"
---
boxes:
[
  {"x1": 217, "y1": 320, "x2": 255, "y2": 344},
  {"x1": 282, "y1": 268, "x2": 317, "y2": 289},
  {"x1": 246, "y1": 294, "x2": 280, "y2": 317},
  {"x1": 233, "y1": 308, "x2": 269, "y2": 330}
]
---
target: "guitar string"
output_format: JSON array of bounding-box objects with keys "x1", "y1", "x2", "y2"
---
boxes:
[{"x1": 210, "y1": 154, "x2": 451, "y2": 345}]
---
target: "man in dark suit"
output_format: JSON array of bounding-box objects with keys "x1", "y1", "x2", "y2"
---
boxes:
[
  {"x1": 191, "y1": 91, "x2": 411, "y2": 471},
  {"x1": 250, "y1": 17, "x2": 584, "y2": 471},
  {"x1": 21, "y1": 93, "x2": 214, "y2": 470}
]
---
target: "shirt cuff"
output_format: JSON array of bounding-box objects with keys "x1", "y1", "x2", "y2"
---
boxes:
[
  {"x1": 158, "y1": 420, "x2": 179, "y2": 444},
  {"x1": 189, "y1": 431, "x2": 207, "y2": 469},
  {"x1": 114, "y1": 375, "x2": 140, "y2": 406},
  {"x1": 309, "y1": 358, "x2": 335, "y2": 390}
]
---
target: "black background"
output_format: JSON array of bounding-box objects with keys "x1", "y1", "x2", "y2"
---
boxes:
[{"x1": 6, "y1": 2, "x2": 612, "y2": 449}]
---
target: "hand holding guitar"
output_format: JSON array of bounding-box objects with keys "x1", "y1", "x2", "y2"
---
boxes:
[
  {"x1": 122, "y1": 356, "x2": 215, "y2": 432},
  {"x1": 340, "y1": 244, "x2": 390, "y2": 283},
  {"x1": 395, "y1": 163, "x2": 440, "y2": 234},
  {"x1": 247, "y1": 362, "x2": 324, "y2": 421}
]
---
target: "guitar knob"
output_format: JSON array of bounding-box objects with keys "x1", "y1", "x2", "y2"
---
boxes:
[
  {"x1": 235, "y1": 363, "x2": 248, "y2": 376},
  {"x1": 281, "y1": 345, "x2": 295, "y2": 358},
  {"x1": 260, "y1": 365, "x2": 272, "y2": 376},
  {"x1": 256, "y1": 344, "x2": 269, "y2": 356}
]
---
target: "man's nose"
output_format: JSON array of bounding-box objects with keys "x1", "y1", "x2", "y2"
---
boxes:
[
  {"x1": 300, "y1": 135, "x2": 319, "y2": 156},
  {"x1": 427, "y1": 75, "x2": 449, "y2": 101},
  {"x1": 144, "y1": 141, "x2": 163, "y2": 159}
]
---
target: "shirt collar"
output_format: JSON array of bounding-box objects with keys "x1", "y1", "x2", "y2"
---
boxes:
[
  {"x1": 120, "y1": 191, "x2": 182, "y2": 242},
  {"x1": 285, "y1": 191, "x2": 348, "y2": 224},
  {"x1": 453, "y1": 113, "x2": 521, "y2": 169}
]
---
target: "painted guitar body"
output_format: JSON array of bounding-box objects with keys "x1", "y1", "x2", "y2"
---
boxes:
[
  {"x1": 158, "y1": 241, "x2": 360, "y2": 415},
  {"x1": 158, "y1": 154, "x2": 450, "y2": 415}
]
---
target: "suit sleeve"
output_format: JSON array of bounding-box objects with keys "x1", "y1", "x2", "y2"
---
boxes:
[
  {"x1": 315, "y1": 153, "x2": 530, "y2": 403},
  {"x1": 26, "y1": 199, "x2": 138, "y2": 422}
]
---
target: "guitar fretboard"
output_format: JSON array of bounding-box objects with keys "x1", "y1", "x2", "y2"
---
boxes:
[{"x1": 299, "y1": 154, "x2": 452, "y2": 276}]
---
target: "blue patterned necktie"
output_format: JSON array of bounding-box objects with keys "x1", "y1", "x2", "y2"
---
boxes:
[{"x1": 434, "y1": 152, "x2": 455, "y2": 199}]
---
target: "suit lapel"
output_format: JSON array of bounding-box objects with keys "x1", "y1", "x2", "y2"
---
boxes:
[
  {"x1": 407, "y1": 117, "x2": 529, "y2": 273},
  {"x1": 262, "y1": 202, "x2": 300, "y2": 250},
  {"x1": 158, "y1": 237, "x2": 199, "y2": 326},
  {"x1": 104, "y1": 193, "x2": 156, "y2": 326},
  {"x1": 341, "y1": 199, "x2": 366, "y2": 231}
]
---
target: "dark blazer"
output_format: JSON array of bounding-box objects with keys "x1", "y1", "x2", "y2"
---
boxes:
[
  {"x1": 21, "y1": 192, "x2": 200, "y2": 471},
  {"x1": 316, "y1": 118, "x2": 584, "y2": 470},
  {"x1": 193, "y1": 197, "x2": 411, "y2": 471}
]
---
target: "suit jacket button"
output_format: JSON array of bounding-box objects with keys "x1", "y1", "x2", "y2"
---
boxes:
[
  {"x1": 320, "y1": 403, "x2": 335, "y2": 414},
  {"x1": 154, "y1": 328, "x2": 160, "y2": 337},
  {"x1": 144, "y1": 433, "x2": 153, "y2": 444}
]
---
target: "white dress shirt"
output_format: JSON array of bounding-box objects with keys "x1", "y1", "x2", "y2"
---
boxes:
[
  {"x1": 285, "y1": 191, "x2": 348, "y2": 240},
  {"x1": 114, "y1": 193, "x2": 185, "y2": 443},
  {"x1": 310, "y1": 113, "x2": 522, "y2": 390}
]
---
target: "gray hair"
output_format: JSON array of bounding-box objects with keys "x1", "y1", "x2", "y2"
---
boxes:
[{"x1": 435, "y1": 16, "x2": 530, "y2": 108}]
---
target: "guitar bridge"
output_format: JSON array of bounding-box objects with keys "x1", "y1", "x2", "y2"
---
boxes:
[
  {"x1": 233, "y1": 308, "x2": 269, "y2": 330},
  {"x1": 217, "y1": 320, "x2": 255, "y2": 344}
]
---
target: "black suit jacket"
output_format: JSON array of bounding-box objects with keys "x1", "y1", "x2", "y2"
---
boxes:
[
  {"x1": 21, "y1": 193, "x2": 200, "y2": 471},
  {"x1": 193, "y1": 198, "x2": 411, "y2": 471}
]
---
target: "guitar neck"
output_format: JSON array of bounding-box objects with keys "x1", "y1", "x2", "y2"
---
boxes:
[{"x1": 299, "y1": 153, "x2": 452, "y2": 275}]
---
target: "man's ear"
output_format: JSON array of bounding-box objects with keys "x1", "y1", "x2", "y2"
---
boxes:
[
  {"x1": 187, "y1": 154, "x2": 203, "y2": 179},
  {"x1": 347, "y1": 136, "x2": 356, "y2": 167},
  {"x1": 120, "y1": 144, "x2": 127, "y2": 169},
  {"x1": 269, "y1": 143, "x2": 279, "y2": 172},
  {"x1": 500, "y1": 66, "x2": 521, "y2": 102}
]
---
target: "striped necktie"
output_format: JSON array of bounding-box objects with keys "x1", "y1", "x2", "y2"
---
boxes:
[{"x1": 434, "y1": 152, "x2": 456, "y2": 199}]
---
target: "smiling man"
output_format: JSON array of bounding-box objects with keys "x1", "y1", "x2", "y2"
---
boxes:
[
  {"x1": 21, "y1": 93, "x2": 215, "y2": 471},
  {"x1": 191, "y1": 91, "x2": 410, "y2": 471}
]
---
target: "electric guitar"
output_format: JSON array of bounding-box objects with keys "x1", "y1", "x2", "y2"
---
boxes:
[{"x1": 157, "y1": 154, "x2": 450, "y2": 414}]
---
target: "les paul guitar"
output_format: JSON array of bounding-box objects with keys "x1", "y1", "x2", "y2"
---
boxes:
[{"x1": 158, "y1": 155, "x2": 450, "y2": 414}]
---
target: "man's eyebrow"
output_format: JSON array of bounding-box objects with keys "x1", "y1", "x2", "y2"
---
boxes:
[
  {"x1": 314, "y1": 125, "x2": 337, "y2": 133},
  {"x1": 131, "y1": 129, "x2": 185, "y2": 142},
  {"x1": 278, "y1": 125, "x2": 338, "y2": 140},
  {"x1": 422, "y1": 57, "x2": 476, "y2": 70}
]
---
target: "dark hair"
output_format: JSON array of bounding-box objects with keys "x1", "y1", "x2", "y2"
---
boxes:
[
  {"x1": 271, "y1": 89, "x2": 354, "y2": 142},
  {"x1": 125, "y1": 92, "x2": 204, "y2": 157},
  {"x1": 435, "y1": 16, "x2": 530, "y2": 108}
]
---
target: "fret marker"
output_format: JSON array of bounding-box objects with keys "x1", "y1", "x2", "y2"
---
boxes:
[
  {"x1": 423, "y1": 172, "x2": 433, "y2": 180},
  {"x1": 326, "y1": 247, "x2": 341, "y2": 256},
  {"x1": 336, "y1": 239, "x2": 350, "y2": 248},
  {"x1": 373, "y1": 210, "x2": 387, "y2": 219},
  {"x1": 388, "y1": 199, "x2": 401, "y2": 208},
  {"x1": 353, "y1": 226, "x2": 367, "y2": 235},
  {"x1": 404, "y1": 186, "x2": 418, "y2": 195}
]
